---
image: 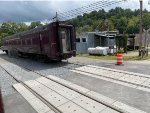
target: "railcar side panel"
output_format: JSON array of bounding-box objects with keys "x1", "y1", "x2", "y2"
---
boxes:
[{"x1": 1, "y1": 22, "x2": 76, "y2": 61}]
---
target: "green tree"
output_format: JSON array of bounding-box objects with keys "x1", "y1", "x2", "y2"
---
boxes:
[
  {"x1": 143, "y1": 13, "x2": 150, "y2": 30},
  {"x1": 108, "y1": 20, "x2": 115, "y2": 31},
  {"x1": 116, "y1": 34, "x2": 128, "y2": 53},
  {"x1": 70, "y1": 7, "x2": 150, "y2": 34},
  {"x1": 0, "y1": 22, "x2": 29, "y2": 46},
  {"x1": 0, "y1": 22, "x2": 28, "y2": 35},
  {"x1": 92, "y1": 20, "x2": 101, "y2": 30},
  {"x1": 1, "y1": 22, "x2": 18, "y2": 35},
  {"x1": 0, "y1": 33, "x2": 9, "y2": 46},
  {"x1": 18, "y1": 23, "x2": 28, "y2": 32},
  {"x1": 116, "y1": 16, "x2": 128, "y2": 34},
  {"x1": 82, "y1": 25, "x2": 92, "y2": 32},
  {"x1": 127, "y1": 16, "x2": 139, "y2": 34},
  {"x1": 29, "y1": 21, "x2": 42, "y2": 29}
]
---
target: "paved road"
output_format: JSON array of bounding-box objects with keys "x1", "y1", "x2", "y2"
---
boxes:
[
  {"x1": 0, "y1": 51, "x2": 150, "y2": 113},
  {"x1": 69, "y1": 57, "x2": 150, "y2": 75}
]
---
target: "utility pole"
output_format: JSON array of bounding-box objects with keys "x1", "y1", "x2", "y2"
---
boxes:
[
  {"x1": 52, "y1": 12, "x2": 59, "y2": 22},
  {"x1": 143, "y1": 29, "x2": 147, "y2": 54},
  {"x1": 142, "y1": 0, "x2": 150, "y2": 56},
  {"x1": 144, "y1": 28, "x2": 150, "y2": 56},
  {"x1": 139, "y1": 0, "x2": 143, "y2": 56},
  {"x1": 56, "y1": 12, "x2": 58, "y2": 21}
]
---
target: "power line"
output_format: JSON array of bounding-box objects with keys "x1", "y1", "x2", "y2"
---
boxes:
[
  {"x1": 58, "y1": 1, "x2": 114, "y2": 19},
  {"x1": 58, "y1": 0, "x2": 122, "y2": 19},
  {"x1": 60, "y1": 0, "x2": 127, "y2": 20},
  {"x1": 49, "y1": 0, "x2": 128, "y2": 21},
  {"x1": 59, "y1": 0, "x2": 107, "y2": 17}
]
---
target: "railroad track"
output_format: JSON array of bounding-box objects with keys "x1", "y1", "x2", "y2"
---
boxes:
[
  {"x1": 0, "y1": 64, "x2": 61, "y2": 113},
  {"x1": 62, "y1": 62, "x2": 150, "y2": 92},
  {"x1": 14, "y1": 63, "x2": 125, "y2": 113},
  {"x1": 0, "y1": 61, "x2": 148, "y2": 113}
]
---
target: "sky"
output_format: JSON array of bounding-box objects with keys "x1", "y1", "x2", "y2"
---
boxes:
[{"x1": 0, "y1": 0, "x2": 150, "y2": 23}]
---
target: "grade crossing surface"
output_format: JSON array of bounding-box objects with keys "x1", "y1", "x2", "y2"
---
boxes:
[
  {"x1": 13, "y1": 76, "x2": 147, "y2": 113},
  {"x1": 13, "y1": 77, "x2": 119, "y2": 113},
  {"x1": 71, "y1": 65, "x2": 150, "y2": 93},
  {"x1": 0, "y1": 58, "x2": 148, "y2": 113}
]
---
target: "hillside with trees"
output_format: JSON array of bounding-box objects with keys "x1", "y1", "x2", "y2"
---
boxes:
[
  {"x1": 69, "y1": 7, "x2": 150, "y2": 34},
  {"x1": 0, "y1": 7, "x2": 150, "y2": 45}
]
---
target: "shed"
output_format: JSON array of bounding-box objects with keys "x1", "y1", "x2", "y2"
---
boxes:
[{"x1": 76, "y1": 31, "x2": 118, "y2": 54}]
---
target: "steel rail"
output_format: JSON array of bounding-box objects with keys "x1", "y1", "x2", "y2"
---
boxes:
[
  {"x1": 62, "y1": 62, "x2": 150, "y2": 89},
  {"x1": 0, "y1": 65, "x2": 62, "y2": 113}
]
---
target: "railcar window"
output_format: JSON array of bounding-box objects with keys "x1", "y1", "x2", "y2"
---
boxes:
[{"x1": 76, "y1": 38, "x2": 80, "y2": 42}]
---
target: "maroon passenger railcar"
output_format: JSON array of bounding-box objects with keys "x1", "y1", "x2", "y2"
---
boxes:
[{"x1": 1, "y1": 21, "x2": 76, "y2": 61}]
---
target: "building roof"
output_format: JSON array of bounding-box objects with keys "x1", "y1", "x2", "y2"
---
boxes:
[{"x1": 78, "y1": 31, "x2": 118, "y2": 36}]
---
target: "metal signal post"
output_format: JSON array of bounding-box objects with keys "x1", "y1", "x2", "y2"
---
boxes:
[{"x1": 139, "y1": 0, "x2": 143, "y2": 56}]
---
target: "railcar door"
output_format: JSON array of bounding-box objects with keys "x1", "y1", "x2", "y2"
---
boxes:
[{"x1": 59, "y1": 27, "x2": 71, "y2": 53}]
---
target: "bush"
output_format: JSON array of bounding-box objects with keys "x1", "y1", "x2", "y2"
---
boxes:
[{"x1": 117, "y1": 49, "x2": 124, "y2": 53}]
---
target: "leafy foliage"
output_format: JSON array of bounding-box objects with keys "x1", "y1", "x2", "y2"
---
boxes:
[
  {"x1": 116, "y1": 34, "x2": 128, "y2": 53},
  {"x1": 70, "y1": 7, "x2": 150, "y2": 33},
  {"x1": 0, "y1": 21, "x2": 43, "y2": 46},
  {"x1": 29, "y1": 21, "x2": 42, "y2": 29},
  {"x1": 117, "y1": 49, "x2": 124, "y2": 53}
]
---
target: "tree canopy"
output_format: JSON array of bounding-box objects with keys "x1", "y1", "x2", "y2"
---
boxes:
[
  {"x1": 69, "y1": 7, "x2": 150, "y2": 34},
  {"x1": 0, "y1": 21, "x2": 43, "y2": 46},
  {"x1": 0, "y1": 7, "x2": 150, "y2": 44}
]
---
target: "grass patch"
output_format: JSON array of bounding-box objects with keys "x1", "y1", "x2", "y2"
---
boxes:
[{"x1": 77, "y1": 54, "x2": 150, "y2": 61}]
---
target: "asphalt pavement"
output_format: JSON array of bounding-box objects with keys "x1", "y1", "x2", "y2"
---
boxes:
[{"x1": 0, "y1": 51, "x2": 150, "y2": 113}]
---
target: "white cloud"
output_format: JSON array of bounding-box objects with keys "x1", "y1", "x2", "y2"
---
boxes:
[{"x1": 0, "y1": 0, "x2": 149, "y2": 22}]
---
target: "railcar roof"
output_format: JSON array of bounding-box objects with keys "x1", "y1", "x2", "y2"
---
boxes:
[
  {"x1": 3, "y1": 21, "x2": 73, "y2": 41},
  {"x1": 4, "y1": 23, "x2": 52, "y2": 41}
]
